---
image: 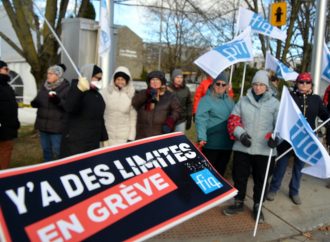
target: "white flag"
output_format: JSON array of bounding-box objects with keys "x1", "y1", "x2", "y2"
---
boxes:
[
  {"x1": 265, "y1": 51, "x2": 298, "y2": 81},
  {"x1": 194, "y1": 27, "x2": 253, "y2": 78},
  {"x1": 321, "y1": 43, "x2": 330, "y2": 83},
  {"x1": 99, "y1": 0, "x2": 111, "y2": 55},
  {"x1": 237, "y1": 7, "x2": 286, "y2": 41},
  {"x1": 275, "y1": 86, "x2": 330, "y2": 178}
]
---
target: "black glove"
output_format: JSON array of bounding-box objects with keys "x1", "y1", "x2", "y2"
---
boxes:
[
  {"x1": 48, "y1": 91, "x2": 60, "y2": 104},
  {"x1": 146, "y1": 88, "x2": 158, "y2": 103},
  {"x1": 240, "y1": 133, "x2": 251, "y2": 147},
  {"x1": 186, "y1": 116, "x2": 192, "y2": 130},
  {"x1": 268, "y1": 136, "x2": 279, "y2": 148}
]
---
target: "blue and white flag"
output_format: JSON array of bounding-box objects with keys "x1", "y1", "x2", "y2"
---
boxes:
[
  {"x1": 194, "y1": 27, "x2": 253, "y2": 78},
  {"x1": 265, "y1": 51, "x2": 298, "y2": 81},
  {"x1": 238, "y1": 7, "x2": 286, "y2": 41},
  {"x1": 275, "y1": 86, "x2": 330, "y2": 178},
  {"x1": 321, "y1": 43, "x2": 330, "y2": 83},
  {"x1": 99, "y1": 0, "x2": 111, "y2": 55}
]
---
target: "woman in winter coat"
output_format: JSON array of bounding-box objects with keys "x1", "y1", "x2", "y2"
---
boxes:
[
  {"x1": 195, "y1": 72, "x2": 234, "y2": 176},
  {"x1": 223, "y1": 70, "x2": 279, "y2": 224},
  {"x1": 167, "y1": 69, "x2": 192, "y2": 132},
  {"x1": 132, "y1": 70, "x2": 182, "y2": 139},
  {"x1": 267, "y1": 73, "x2": 330, "y2": 201},
  {"x1": 31, "y1": 65, "x2": 69, "y2": 161},
  {"x1": 60, "y1": 64, "x2": 108, "y2": 158},
  {"x1": 101, "y1": 66, "x2": 137, "y2": 146},
  {"x1": 0, "y1": 60, "x2": 20, "y2": 169}
]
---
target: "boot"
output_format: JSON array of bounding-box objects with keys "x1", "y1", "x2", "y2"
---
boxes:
[
  {"x1": 253, "y1": 203, "x2": 265, "y2": 224},
  {"x1": 223, "y1": 200, "x2": 244, "y2": 216}
]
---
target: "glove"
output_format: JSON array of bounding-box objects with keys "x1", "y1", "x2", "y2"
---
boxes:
[
  {"x1": 48, "y1": 91, "x2": 60, "y2": 104},
  {"x1": 146, "y1": 88, "x2": 158, "y2": 103},
  {"x1": 77, "y1": 77, "x2": 90, "y2": 92},
  {"x1": 240, "y1": 132, "x2": 251, "y2": 147},
  {"x1": 186, "y1": 116, "x2": 192, "y2": 130},
  {"x1": 268, "y1": 136, "x2": 279, "y2": 148}
]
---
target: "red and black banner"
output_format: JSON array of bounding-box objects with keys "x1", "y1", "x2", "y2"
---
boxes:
[{"x1": 0, "y1": 133, "x2": 236, "y2": 242}]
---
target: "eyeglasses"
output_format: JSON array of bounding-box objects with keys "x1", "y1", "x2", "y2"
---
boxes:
[
  {"x1": 215, "y1": 82, "x2": 227, "y2": 87},
  {"x1": 298, "y1": 81, "x2": 311, "y2": 85}
]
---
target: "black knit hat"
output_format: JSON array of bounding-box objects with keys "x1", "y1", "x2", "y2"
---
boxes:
[
  {"x1": 146, "y1": 70, "x2": 167, "y2": 85},
  {"x1": 0, "y1": 60, "x2": 8, "y2": 69},
  {"x1": 114, "y1": 71, "x2": 130, "y2": 83},
  {"x1": 92, "y1": 65, "x2": 102, "y2": 77}
]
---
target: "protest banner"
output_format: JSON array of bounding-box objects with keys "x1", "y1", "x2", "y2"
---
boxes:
[{"x1": 0, "y1": 133, "x2": 237, "y2": 242}]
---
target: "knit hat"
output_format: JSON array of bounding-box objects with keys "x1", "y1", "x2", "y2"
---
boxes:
[
  {"x1": 48, "y1": 65, "x2": 64, "y2": 78},
  {"x1": 296, "y1": 72, "x2": 312, "y2": 83},
  {"x1": 213, "y1": 71, "x2": 229, "y2": 84},
  {"x1": 146, "y1": 70, "x2": 167, "y2": 85},
  {"x1": 172, "y1": 69, "x2": 183, "y2": 80},
  {"x1": 92, "y1": 65, "x2": 103, "y2": 77},
  {"x1": 252, "y1": 70, "x2": 269, "y2": 88},
  {"x1": 0, "y1": 60, "x2": 8, "y2": 68},
  {"x1": 114, "y1": 71, "x2": 130, "y2": 83}
]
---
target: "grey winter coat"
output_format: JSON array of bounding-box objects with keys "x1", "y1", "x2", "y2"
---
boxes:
[{"x1": 231, "y1": 88, "x2": 279, "y2": 156}]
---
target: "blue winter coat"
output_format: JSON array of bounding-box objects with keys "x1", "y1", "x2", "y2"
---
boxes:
[{"x1": 196, "y1": 89, "x2": 234, "y2": 150}]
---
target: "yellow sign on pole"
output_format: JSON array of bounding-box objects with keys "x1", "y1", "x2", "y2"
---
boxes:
[{"x1": 270, "y1": 2, "x2": 287, "y2": 26}]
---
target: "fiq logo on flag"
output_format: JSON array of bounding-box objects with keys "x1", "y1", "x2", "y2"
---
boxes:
[
  {"x1": 214, "y1": 40, "x2": 251, "y2": 62},
  {"x1": 190, "y1": 169, "x2": 223, "y2": 194},
  {"x1": 290, "y1": 115, "x2": 321, "y2": 165},
  {"x1": 250, "y1": 13, "x2": 273, "y2": 35}
]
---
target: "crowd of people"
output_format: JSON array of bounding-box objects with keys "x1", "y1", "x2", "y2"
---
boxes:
[{"x1": 2, "y1": 59, "x2": 330, "y2": 224}]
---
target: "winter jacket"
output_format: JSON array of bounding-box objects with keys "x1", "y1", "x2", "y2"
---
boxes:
[
  {"x1": 101, "y1": 67, "x2": 137, "y2": 146},
  {"x1": 61, "y1": 79, "x2": 108, "y2": 158},
  {"x1": 228, "y1": 88, "x2": 279, "y2": 156},
  {"x1": 31, "y1": 80, "x2": 70, "y2": 133},
  {"x1": 193, "y1": 77, "x2": 213, "y2": 114},
  {"x1": 323, "y1": 84, "x2": 330, "y2": 107},
  {"x1": 132, "y1": 90, "x2": 182, "y2": 139},
  {"x1": 0, "y1": 74, "x2": 20, "y2": 140},
  {"x1": 167, "y1": 82, "x2": 192, "y2": 125},
  {"x1": 291, "y1": 88, "x2": 329, "y2": 129},
  {"x1": 196, "y1": 89, "x2": 234, "y2": 150}
]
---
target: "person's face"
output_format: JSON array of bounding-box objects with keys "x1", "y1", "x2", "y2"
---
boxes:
[
  {"x1": 213, "y1": 80, "x2": 227, "y2": 94},
  {"x1": 297, "y1": 80, "x2": 312, "y2": 93},
  {"x1": 252, "y1": 83, "x2": 267, "y2": 95},
  {"x1": 174, "y1": 75, "x2": 183, "y2": 86},
  {"x1": 114, "y1": 76, "x2": 127, "y2": 89},
  {"x1": 92, "y1": 73, "x2": 103, "y2": 82},
  {"x1": 150, "y1": 78, "x2": 162, "y2": 89},
  {"x1": 0, "y1": 66, "x2": 10, "y2": 75},
  {"x1": 47, "y1": 71, "x2": 59, "y2": 83}
]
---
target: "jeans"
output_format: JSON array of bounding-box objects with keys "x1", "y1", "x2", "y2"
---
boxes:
[
  {"x1": 269, "y1": 153, "x2": 305, "y2": 196},
  {"x1": 39, "y1": 131, "x2": 62, "y2": 162}
]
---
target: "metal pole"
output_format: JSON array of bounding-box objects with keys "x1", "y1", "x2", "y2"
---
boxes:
[
  {"x1": 311, "y1": 0, "x2": 328, "y2": 95},
  {"x1": 158, "y1": 0, "x2": 163, "y2": 70},
  {"x1": 109, "y1": 0, "x2": 116, "y2": 81}
]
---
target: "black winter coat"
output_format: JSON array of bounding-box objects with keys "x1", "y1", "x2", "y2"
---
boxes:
[
  {"x1": 0, "y1": 74, "x2": 20, "y2": 140},
  {"x1": 31, "y1": 80, "x2": 70, "y2": 133},
  {"x1": 61, "y1": 80, "x2": 108, "y2": 158}
]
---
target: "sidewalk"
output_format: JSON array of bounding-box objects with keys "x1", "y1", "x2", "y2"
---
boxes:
[{"x1": 148, "y1": 167, "x2": 330, "y2": 242}]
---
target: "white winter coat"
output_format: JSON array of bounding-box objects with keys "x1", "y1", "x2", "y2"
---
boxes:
[{"x1": 101, "y1": 66, "x2": 137, "y2": 146}]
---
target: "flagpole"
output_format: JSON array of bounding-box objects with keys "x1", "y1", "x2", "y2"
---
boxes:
[
  {"x1": 275, "y1": 117, "x2": 330, "y2": 161},
  {"x1": 33, "y1": 2, "x2": 81, "y2": 78},
  {"x1": 253, "y1": 148, "x2": 273, "y2": 236},
  {"x1": 240, "y1": 63, "x2": 247, "y2": 97}
]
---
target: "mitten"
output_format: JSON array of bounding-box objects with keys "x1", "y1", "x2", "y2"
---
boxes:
[
  {"x1": 77, "y1": 77, "x2": 90, "y2": 92},
  {"x1": 240, "y1": 132, "x2": 252, "y2": 147},
  {"x1": 48, "y1": 91, "x2": 60, "y2": 104}
]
